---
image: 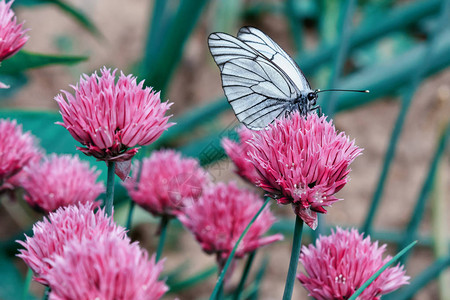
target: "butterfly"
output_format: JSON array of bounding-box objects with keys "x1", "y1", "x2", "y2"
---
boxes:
[{"x1": 208, "y1": 26, "x2": 368, "y2": 130}]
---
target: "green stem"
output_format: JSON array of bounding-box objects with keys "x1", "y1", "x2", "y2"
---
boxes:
[
  {"x1": 42, "y1": 287, "x2": 50, "y2": 300},
  {"x1": 105, "y1": 161, "x2": 116, "y2": 216},
  {"x1": 233, "y1": 251, "x2": 256, "y2": 300},
  {"x1": 282, "y1": 215, "x2": 304, "y2": 300},
  {"x1": 322, "y1": 0, "x2": 357, "y2": 117},
  {"x1": 156, "y1": 216, "x2": 170, "y2": 262},
  {"x1": 125, "y1": 200, "x2": 135, "y2": 230},
  {"x1": 216, "y1": 277, "x2": 224, "y2": 300},
  {"x1": 126, "y1": 159, "x2": 144, "y2": 230},
  {"x1": 22, "y1": 268, "x2": 32, "y2": 300},
  {"x1": 348, "y1": 241, "x2": 417, "y2": 300},
  {"x1": 210, "y1": 198, "x2": 271, "y2": 300}
]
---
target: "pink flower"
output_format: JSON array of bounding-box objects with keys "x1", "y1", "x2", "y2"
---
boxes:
[
  {"x1": 54, "y1": 67, "x2": 174, "y2": 179},
  {"x1": 179, "y1": 182, "x2": 283, "y2": 267},
  {"x1": 222, "y1": 126, "x2": 259, "y2": 184},
  {"x1": 17, "y1": 202, "x2": 128, "y2": 285},
  {"x1": 123, "y1": 149, "x2": 211, "y2": 218},
  {"x1": 21, "y1": 154, "x2": 105, "y2": 213},
  {"x1": 44, "y1": 235, "x2": 168, "y2": 300},
  {"x1": 0, "y1": 119, "x2": 41, "y2": 193},
  {"x1": 297, "y1": 227, "x2": 409, "y2": 300},
  {"x1": 246, "y1": 113, "x2": 362, "y2": 229},
  {"x1": 0, "y1": 0, "x2": 28, "y2": 61}
]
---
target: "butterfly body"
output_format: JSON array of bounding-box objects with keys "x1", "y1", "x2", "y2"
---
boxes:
[
  {"x1": 291, "y1": 90, "x2": 318, "y2": 116},
  {"x1": 208, "y1": 26, "x2": 319, "y2": 130}
]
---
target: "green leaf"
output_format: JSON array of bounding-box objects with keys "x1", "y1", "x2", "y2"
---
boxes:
[
  {"x1": 48, "y1": 0, "x2": 101, "y2": 36},
  {"x1": 0, "y1": 253, "x2": 36, "y2": 300},
  {"x1": 13, "y1": 0, "x2": 100, "y2": 36},
  {"x1": 0, "y1": 110, "x2": 80, "y2": 154},
  {"x1": 0, "y1": 73, "x2": 28, "y2": 98},
  {"x1": 246, "y1": 256, "x2": 270, "y2": 300},
  {"x1": 140, "y1": 0, "x2": 210, "y2": 93},
  {"x1": 212, "y1": 0, "x2": 243, "y2": 34},
  {"x1": 210, "y1": 198, "x2": 271, "y2": 300},
  {"x1": 384, "y1": 255, "x2": 450, "y2": 300},
  {"x1": 167, "y1": 265, "x2": 217, "y2": 293},
  {"x1": 348, "y1": 241, "x2": 417, "y2": 300},
  {"x1": 0, "y1": 51, "x2": 87, "y2": 75},
  {"x1": 397, "y1": 122, "x2": 450, "y2": 264}
]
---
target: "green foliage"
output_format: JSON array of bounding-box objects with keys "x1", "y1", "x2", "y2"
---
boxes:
[
  {"x1": 13, "y1": 0, "x2": 100, "y2": 36},
  {"x1": 0, "y1": 51, "x2": 87, "y2": 75},
  {"x1": 167, "y1": 265, "x2": 218, "y2": 293},
  {"x1": 140, "y1": 0, "x2": 210, "y2": 94},
  {"x1": 0, "y1": 253, "x2": 35, "y2": 300},
  {"x1": 348, "y1": 241, "x2": 418, "y2": 300}
]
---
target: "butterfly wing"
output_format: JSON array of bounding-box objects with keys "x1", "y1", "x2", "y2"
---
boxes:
[
  {"x1": 237, "y1": 26, "x2": 311, "y2": 91},
  {"x1": 208, "y1": 32, "x2": 299, "y2": 130}
]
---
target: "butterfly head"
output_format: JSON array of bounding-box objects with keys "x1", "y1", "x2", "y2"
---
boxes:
[
  {"x1": 292, "y1": 90, "x2": 318, "y2": 115},
  {"x1": 307, "y1": 91, "x2": 318, "y2": 106}
]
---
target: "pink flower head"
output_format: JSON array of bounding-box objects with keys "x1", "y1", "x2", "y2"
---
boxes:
[
  {"x1": 54, "y1": 67, "x2": 174, "y2": 180},
  {"x1": 221, "y1": 126, "x2": 258, "y2": 184},
  {"x1": 123, "y1": 149, "x2": 211, "y2": 218},
  {"x1": 298, "y1": 227, "x2": 409, "y2": 300},
  {"x1": 179, "y1": 182, "x2": 283, "y2": 266},
  {"x1": 44, "y1": 235, "x2": 168, "y2": 300},
  {"x1": 246, "y1": 113, "x2": 362, "y2": 229},
  {"x1": 21, "y1": 154, "x2": 105, "y2": 213},
  {"x1": 17, "y1": 202, "x2": 128, "y2": 285},
  {"x1": 0, "y1": 0, "x2": 28, "y2": 61},
  {"x1": 0, "y1": 119, "x2": 41, "y2": 193}
]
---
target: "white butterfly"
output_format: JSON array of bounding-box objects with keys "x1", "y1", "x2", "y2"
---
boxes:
[{"x1": 208, "y1": 26, "x2": 367, "y2": 130}]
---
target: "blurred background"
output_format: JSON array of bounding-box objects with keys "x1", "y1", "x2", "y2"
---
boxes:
[{"x1": 0, "y1": 0, "x2": 449, "y2": 299}]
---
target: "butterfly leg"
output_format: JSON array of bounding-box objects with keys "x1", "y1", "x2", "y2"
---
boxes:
[{"x1": 311, "y1": 105, "x2": 322, "y2": 117}]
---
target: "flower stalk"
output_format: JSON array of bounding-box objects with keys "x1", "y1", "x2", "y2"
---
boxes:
[
  {"x1": 22, "y1": 268, "x2": 32, "y2": 300},
  {"x1": 105, "y1": 161, "x2": 116, "y2": 216},
  {"x1": 210, "y1": 197, "x2": 271, "y2": 300},
  {"x1": 156, "y1": 215, "x2": 170, "y2": 262},
  {"x1": 125, "y1": 200, "x2": 135, "y2": 230},
  {"x1": 282, "y1": 215, "x2": 304, "y2": 300},
  {"x1": 233, "y1": 250, "x2": 256, "y2": 300}
]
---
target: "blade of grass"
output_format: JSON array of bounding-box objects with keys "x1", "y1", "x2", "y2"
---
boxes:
[
  {"x1": 233, "y1": 251, "x2": 256, "y2": 300},
  {"x1": 0, "y1": 51, "x2": 87, "y2": 75},
  {"x1": 22, "y1": 268, "x2": 33, "y2": 300},
  {"x1": 167, "y1": 265, "x2": 217, "y2": 293},
  {"x1": 13, "y1": 0, "x2": 100, "y2": 36},
  {"x1": 321, "y1": 0, "x2": 356, "y2": 117},
  {"x1": 430, "y1": 126, "x2": 450, "y2": 299},
  {"x1": 361, "y1": 88, "x2": 414, "y2": 236},
  {"x1": 48, "y1": 0, "x2": 101, "y2": 36},
  {"x1": 398, "y1": 122, "x2": 450, "y2": 264},
  {"x1": 213, "y1": 0, "x2": 243, "y2": 34},
  {"x1": 285, "y1": 0, "x2": 303, "y2": 51},
  {"x1": 247, "y1": 256, "x2": 270, "y2": 300},
  {"x1": 210, "y1": 198, "x2": 271, "y2": 300},
  {"x1": 348, "y1": 240, "x2": 417, "y2": 300},
  {"x1": 384, "y1": 255, "x2": 450, "y2": 300},
  {"x1": 295, "y1": 0, "x2": 440, "y2": 71},
  {"x1": 363, "y1": 0, "x2": 450, "y2": 237},
  {"x1": 140, "y1": 0, "x2": 210, "y2": 93},
  {"x1": 142, "y1": 0, "x2": 174, "y2": 69}
]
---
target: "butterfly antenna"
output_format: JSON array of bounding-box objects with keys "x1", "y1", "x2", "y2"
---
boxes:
[{"x1": 316, "y1": 89, "x2": 369, "y2": 93}]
